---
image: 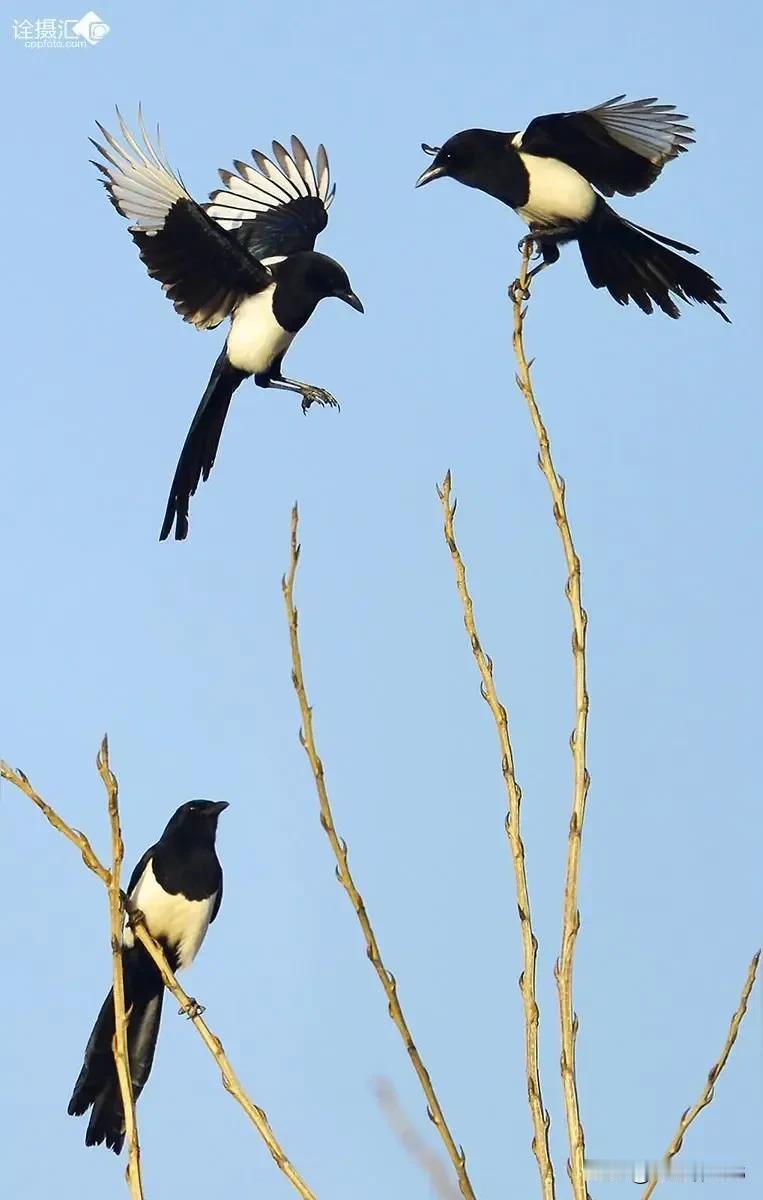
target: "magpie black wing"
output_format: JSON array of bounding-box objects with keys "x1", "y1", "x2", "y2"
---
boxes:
[
  {"x1": 210, "y1": 875, "x2": 223, "y2": 924},
  {"x1": 126, "y1": 845, "x2": 156, "y2": 897},
  {"x1": 91, "y1": 110, "x2": 272, "y2": 330},
  {"x1": 517, "y1": 97, "x2": 694, "y2": 197},
  {"x1": 205, "y1": 136, "x2": 335, "y2": 260}
]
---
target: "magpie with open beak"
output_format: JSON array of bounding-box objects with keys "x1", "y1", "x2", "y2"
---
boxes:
[
  {"x1": 91, "y1": 112, "x2": 363, "y2": 540},
  {"x1": 416, "y1": 96, "x2": 728, "y2": 321},
  {"x1": 68, "y1": 800, "x2": 228, "y2": 1152}
]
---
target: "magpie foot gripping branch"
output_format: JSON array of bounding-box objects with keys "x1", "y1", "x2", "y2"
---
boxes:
[{"x1": 180, "y1": 998, "x2": 206, "y2": 1020}]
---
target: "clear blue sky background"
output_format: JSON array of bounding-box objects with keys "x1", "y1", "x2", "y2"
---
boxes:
[{"x1": 2, "y1": 2, "x2": 760, "y2": 1197}]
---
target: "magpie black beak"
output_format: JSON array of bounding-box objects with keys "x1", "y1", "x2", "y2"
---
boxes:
[
  {"x1": 208, "y1": 801, "x2": 229, "y2": 817},
  {"x1": 415, "y1": 163, "x2": 446, "y2": 188},
  {"x1": 339, "y1": 290, "x2": 364, "y2": 313}
]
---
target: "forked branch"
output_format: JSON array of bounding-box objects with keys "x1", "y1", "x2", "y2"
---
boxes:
[
  {"x1": 283, "y1": 504, "x2": 477, "y2": 1200},
  {"x1": 511, "y1": 244, "x2": 590, "y2": 1200},
  {"x1": 438, "y1": 472, "x2": 555, "y2": 1200}
]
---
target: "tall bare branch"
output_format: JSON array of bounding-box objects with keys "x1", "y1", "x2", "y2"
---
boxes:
[
  {"x1": 511, "y1": 245, "x2": 590, "y2": 1200},
  {"x1": 97, "y1": 735, "x2": 144, "y2": 1199},
  {"x1": 438, "y1": 471, "x2": 555, "y2": 1200},
  {"x1": 283, "y1": 504, "x2": 477, "y2": 1200}
]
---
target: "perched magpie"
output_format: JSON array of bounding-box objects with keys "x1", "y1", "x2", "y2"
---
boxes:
[
  {"x1": 416, "y1": 96, "x2": 728, "y2": 321},
  {"x1": 91, "y1": 112, "x2": 363, "y2": 541},
  {"x1": 68, "y1": 799, "x2": 228, "y2": 1153}
]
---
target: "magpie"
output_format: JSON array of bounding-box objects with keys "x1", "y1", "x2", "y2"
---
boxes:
[
  {"x1": 68, "y1": 799, "x2": 228, "y2": 1153},
  {"x1": 416, "y1": 96, "x2": 728, "y2": 321},
  {"x1": 91, "y1": 112, "x2": 363, "y2": 541}
]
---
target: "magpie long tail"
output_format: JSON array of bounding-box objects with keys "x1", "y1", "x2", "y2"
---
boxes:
[
  {"x1": 67, "y1": 946, "x2": 164, "y2": 1154},
  {"x1": 577, "y1": 201, "x2": 729, "y2": 322},
  {"x1": 159, "y1": 349, "x2": 248, "y2": 541}
]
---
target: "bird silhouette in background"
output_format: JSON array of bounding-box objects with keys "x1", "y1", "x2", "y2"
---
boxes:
[
  {"x1": 68, "y1": 800, "x2": 228, "y2": 1152},
  {"x1": 416, "y1": 96, "x2": 728, "y2": 321},
  {"x1": 91, "y1": 111, "x2": 363, "y2": 540}
]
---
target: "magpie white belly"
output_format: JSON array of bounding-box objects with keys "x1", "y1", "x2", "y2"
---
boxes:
[
  {"x1": 227, "y1": 285, "x2": 295, "y2": 375},
  {"x1": 516, "y1": 154, "x2": 596, "y2": 227},
  {"x1": 124, "y1": 861, "x2": 215, "y2": 970}
]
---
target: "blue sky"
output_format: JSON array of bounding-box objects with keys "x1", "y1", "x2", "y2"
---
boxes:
[{"x1": 1, "y1": 2, "x2": 760, "y2": 1197}]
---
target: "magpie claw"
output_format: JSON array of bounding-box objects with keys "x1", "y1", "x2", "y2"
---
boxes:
[
  {"x1": 509, "y1": 278, "x2": 530, "y2": 303},
  {"x1": 301, "y1": 386, "x2": 340, "y2": 414},
  {"x1": 180, "y1": 997, "x2": 205, "y2": 1019},
  {"x1": 517, "y1": 234, "x2": 543, "y2": 259}
]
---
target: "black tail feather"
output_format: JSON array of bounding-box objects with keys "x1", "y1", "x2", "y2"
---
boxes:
[
  {"x1": 578, "y1": 202, "x2": 729, "y2": 322},
  {"x1": 159, "y1": 349, "x2": 248, "y2": 541},
  {"x1": 68, "y1": 947, "x2": 164, "y2": 1154}
]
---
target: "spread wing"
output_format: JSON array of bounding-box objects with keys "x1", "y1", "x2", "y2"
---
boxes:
[
  {"x1": 517, "y1": 96, "x2": 694, "y2": 197},
  {"x1": 91, "y1": 110, "x2": 272, "y2": 330},
  {"x1": 205, "y1": 136, "x2": 335, "y2": 260}
]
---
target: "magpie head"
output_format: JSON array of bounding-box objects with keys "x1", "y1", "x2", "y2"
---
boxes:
[
  {"x1": 416, "y1": 130, "x2": 507, "y2": 192},
  {"x1": 286, "y1": 251, "x2": 364, "y2": 313},
  {"x1": 163, "y1": 800, "x2": 229, "y2": 843}
]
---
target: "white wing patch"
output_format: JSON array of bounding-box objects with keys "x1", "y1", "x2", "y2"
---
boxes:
[
  {"x1": 588, "y1": 96, "x2": 694, "y2": 166},
  {"x1": 91, "y1": 109, "x2": 190, "y2": 235},
  {"x1": 206, "y1": 136, "x2": 335, "y2": 231},
  {"x1": 124, "y1": 861, "x2": 216, "y2": 971}
]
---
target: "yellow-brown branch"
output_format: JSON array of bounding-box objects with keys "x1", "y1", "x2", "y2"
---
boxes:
[
  {"x1": 438, "y1": 472, "x2": 555, "y2": 1200},
  {"x1": 512, "y1": 245, "x2": 590, "y2": 1200},
  {"x1": 642, "y1": 951, "x2": 760, "y2": 1200},
  {"x1": 283, "y1": 504, "x2": 477, "y2": 1200},
  {"x1": 375, "y1": 1078, "x2": 460, "y2": 1200},
  {"x1": 98, "y1": 736, "x2": 144, "y2": 1199}
]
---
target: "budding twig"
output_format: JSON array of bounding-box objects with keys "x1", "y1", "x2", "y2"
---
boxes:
[
  {"x1": 283, "y1": 504, "x2": 477, "y2": 1200},
  {"x1": 511, "y1": 244, "x2": 590, "y2": 1200},
  {"x1": 438, "y1": 471, "x2": 555, "y2": 1200}
]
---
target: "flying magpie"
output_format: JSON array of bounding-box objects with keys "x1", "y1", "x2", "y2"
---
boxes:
[
  {"x1": 68, "y1": 799, "x2": 228, "y2": 1153},
  {"x1": 416, "y1": 96, "x2": 728, "y2": 321},
  {"x1": 91, "y1": 112, "x2": 363, "y2": 541}
]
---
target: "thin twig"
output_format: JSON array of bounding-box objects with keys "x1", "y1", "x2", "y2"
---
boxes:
[
  {"x1": 283, "y1": 504, "x2": 477, "y2": 1200},
  {"x1": 641, "y1": 951, "x2": 760, "y2": 1200},
  {"x1": 98, "y1": 736, "x2": 144, "y2": 1200},
  {"x1": 511, "y1": 244, "x2": 590, "y2": 1200},
  {"x1": 437, "y1": 472, "x2": 555, "y2": 1200},
  {"x1": 0, "y1": 754, "x2": 318, "y2": 1200},
  {"x1": 375, "y1": 1078, "x2": 460, "y2": 1200}
]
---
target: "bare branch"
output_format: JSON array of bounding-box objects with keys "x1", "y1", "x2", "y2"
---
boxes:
[
  {"x1": 511, "y1": 244, "x2": 591, "y2": 1200},
  {"x1": 642, "y1": 951, "x2": 760, "y2": 1200},
  {"x1": 437, "y1": 471, "x2": 555, "y2": 1200},
  {"x1": 283, "y1": 504, "x2": 477, "y2": 1200},
  {"x1": 0, "y1": 754, "x2": 318, "y2": 1200},
  {"x1": 97, "y1": 735, "x2": 144, "y2": 1199},
  {"x1": 375, "y1": 1078, "x2": 460, "y2": 1200},
  {"x1": 0, "y1": 760, "x2": 110, "y2": 885}
]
